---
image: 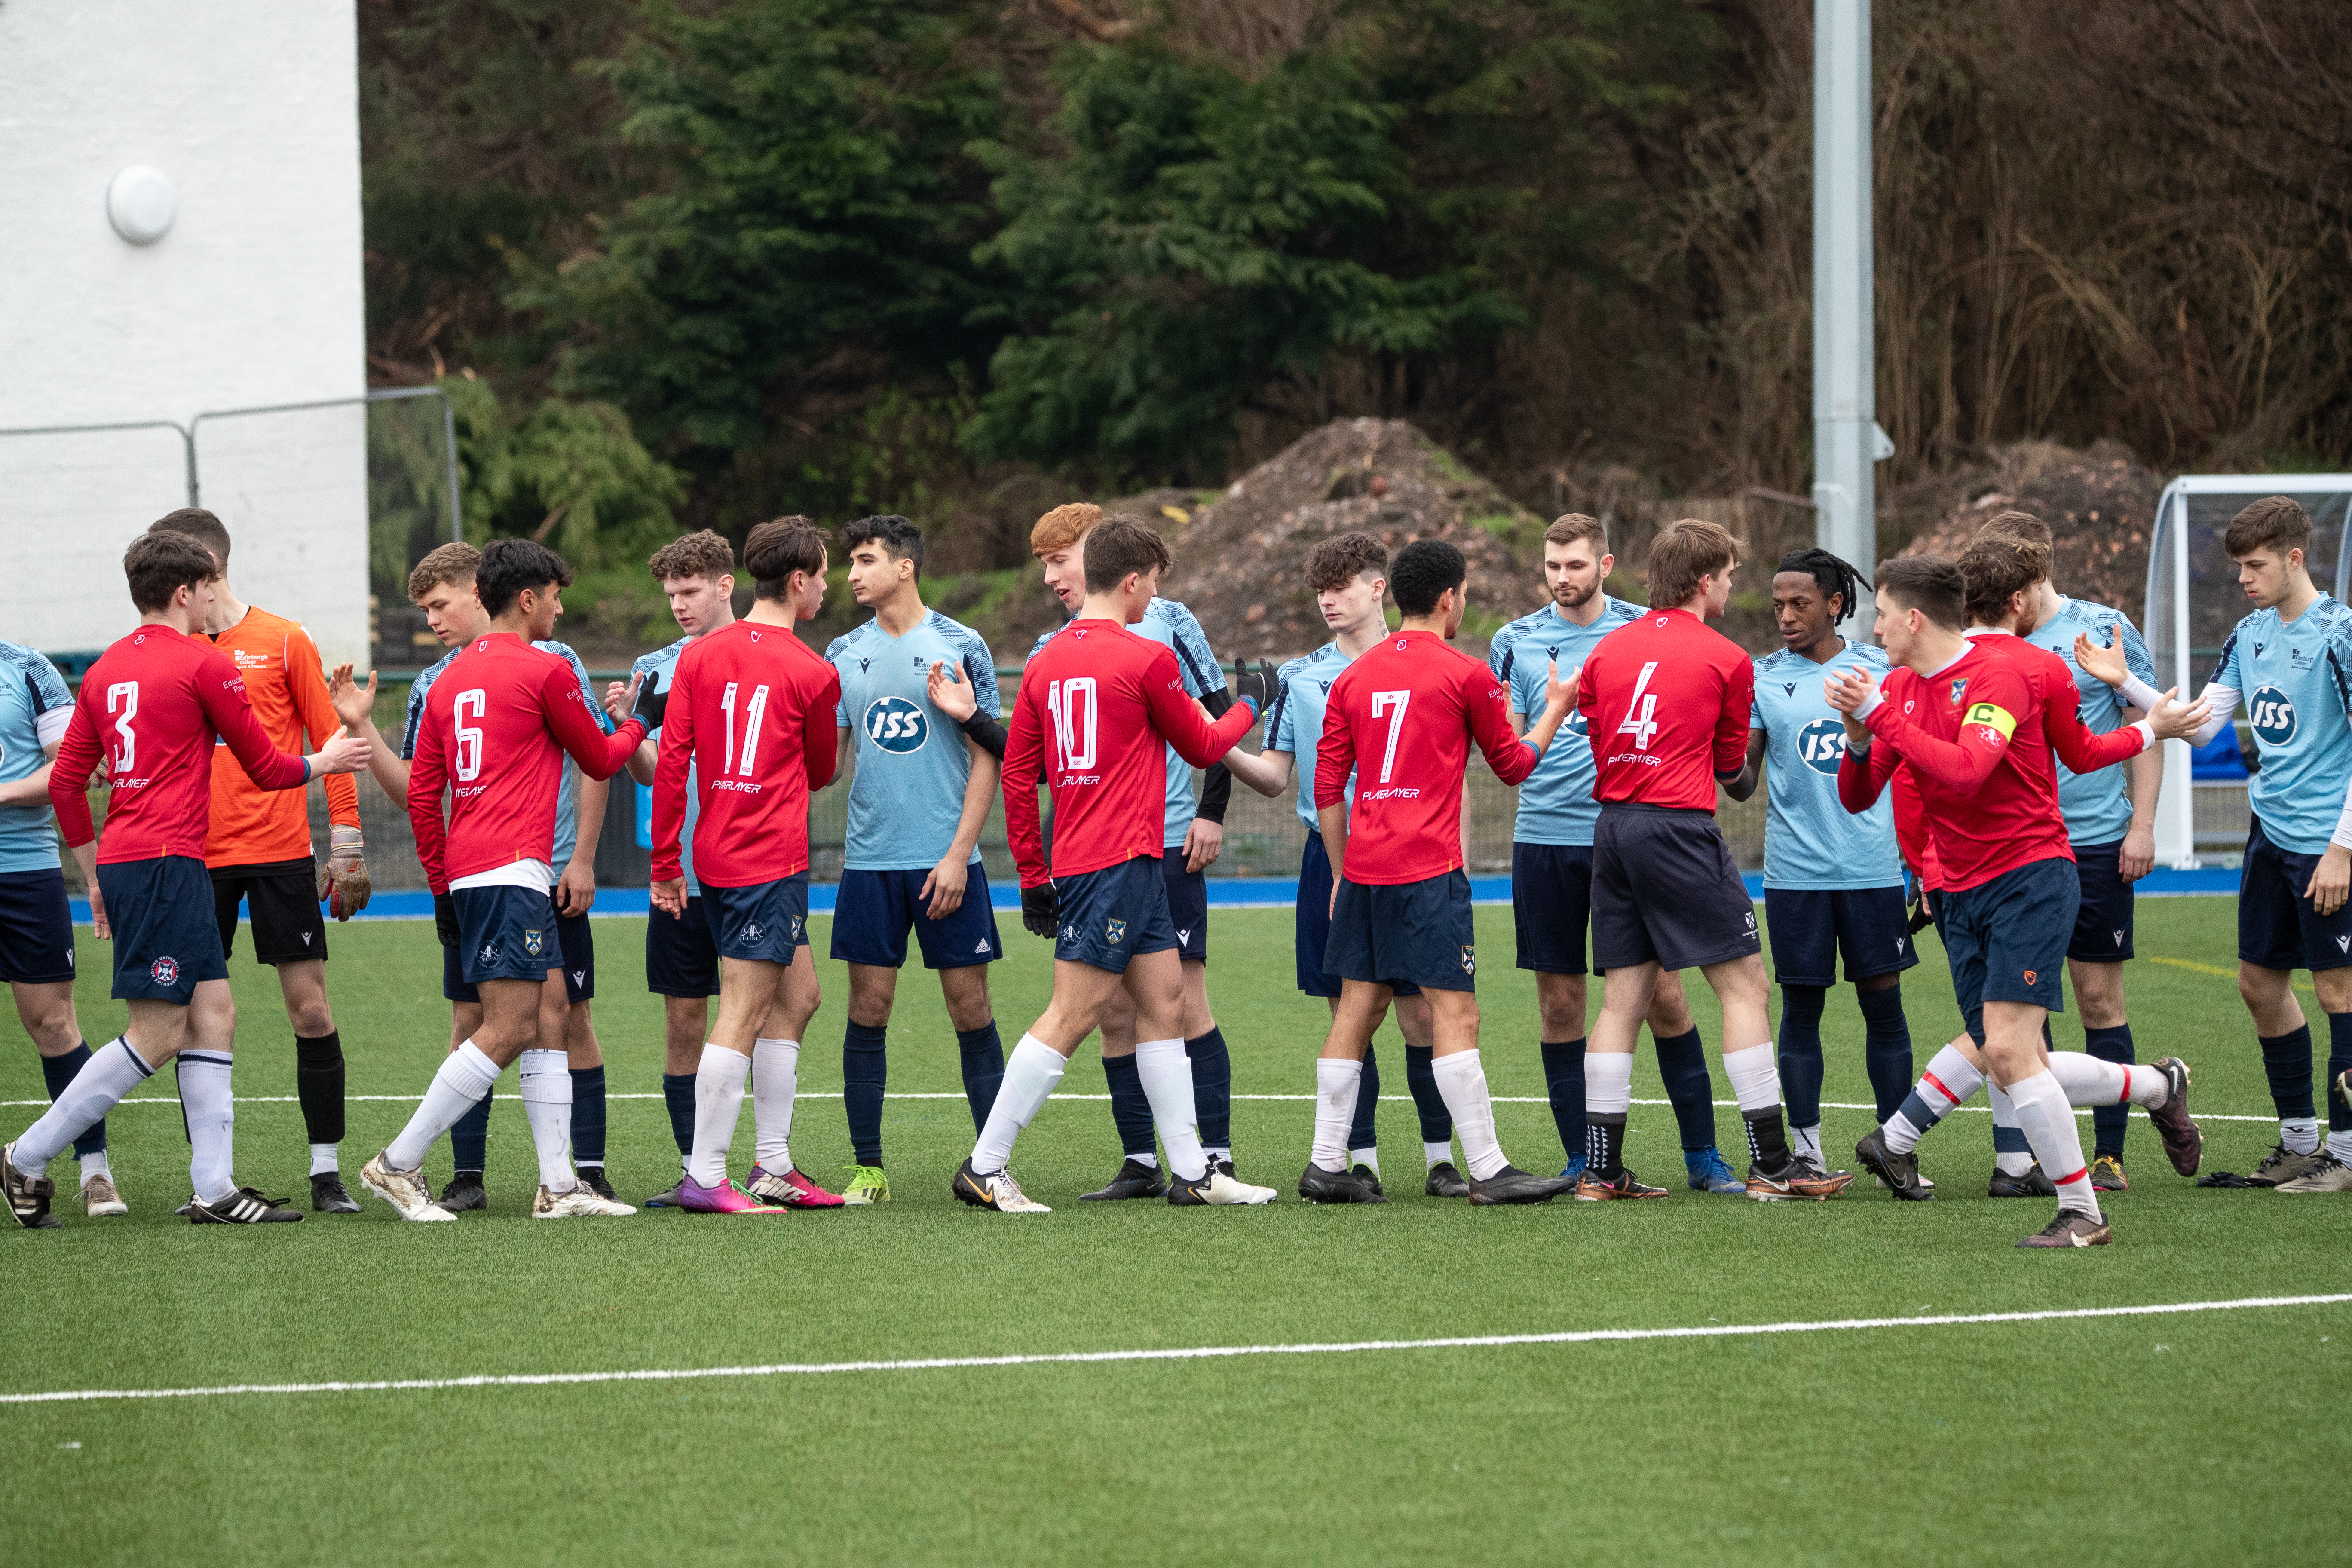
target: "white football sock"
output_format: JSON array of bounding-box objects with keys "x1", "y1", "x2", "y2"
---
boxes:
[
  {"x1": 1987, "y1": 1081, "x2": 2035, "y2": 1176},
  {"x1": 178, "y1": 1051, "x2": 236, "y2": 1206},
  {"x1": 2007, "y1": 1069, "x2": 2099, "y2": 1219},
  {"x1": 1350, "y1": 1146, "x2": 1381, "y2": 1174},
  {"x1": 2281, "y1": 1116, "x2": 2320, "y2": 1155},
  {"x1": 1721, "y1": 1042, "x2": 1782, "y2": 1112},
  {"x1": 1134, "y1": 1038, "x2": 1208, "y2": 1182},
  {"x1": 386, "y1": 1041, "x2": 502, "y2": 1172},
  {"x1": 751, "y1": 1038, "x2": 798, "y2": 1171},
  {"x1": 12, "y1": 1037, "x2": 151, "y2": 1175},
  {"x1": 1424, "y1": 1139, "x2": 1453, "y2": 1170},
  {"x1": 2046, "y1": 1052, "x2": 2170, "y2": 1109},
  {"x1": 1586, "y1": 1050, "x2": 1633, "y2": 1116},
  {"x1": 971, "y1": 1035, "x2": 1065, "y2": 1173},
  {"x1": 517, "y1": 1049, "x2": 576, "y2": 1194},
  {"x1": 1918, "y1": 1044, "x2": 1985, "y2": 1112},
  {"x1": 1310, "y1": 1058, "x2": 1361, "y2": 1172},
  {"x1": 79, "y1": 1150, "x2": 111, "y2": 1184},
  {"x1": 1792, "y1": 1123, "x2": 1823, "y2": 1161},
  {"x1": 1430, "y1": 1049, "x2": 1508, "y2": 1182},
  {"x1": 1205, "y1": 1144, "x2": 1232, "y2": 1164},
  {"x1": 689, "y1": 1044, "x2": 749, "y2": 1186},
  {"x1": 1882, "y1": 1109, "x2": 1928, "y2": 1154},
  {"x1": 308, "y1": 1142, "x2": 339, "y2": 1176},
  {"x1": 1129, "y1": 1151, "x2": 1160, "y2": 1170},
  {"x1": 2329, "y1": 1129, "x2": 2352, "y2": 1164}
]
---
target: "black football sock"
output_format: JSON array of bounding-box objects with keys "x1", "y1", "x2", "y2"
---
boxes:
[
  {"x1": 1540, "y1": 1039, "x2": 1586, "y2": 1165},
  {"x1": 1347, "y1": 1044, "x2": 1382, "y2": 1152},
  {"x1": 294, "y1": 1030, "x2": 346, "y2": 1149},
  {"x1": 1742, "y1": 1105, "x2": 1793, "y2": 1171},
  {"x1": 662, "y1": 1072, "x2": 697, "y2": 1162},
  {"x1": 42, "y1": 1042, "x2": 108, "y2": 1159},
  {"x1": 1585, "y1": 1112, "x2": 1626, "y2": 1180},
  {"x1": 2259, "y1": 1025, "x2": 2316, "y2": 1124},
  {"x1": 1404, "y1": 1043, "x2": 1453, "y2": 1143},
  {"x1": 956, "y1": 1022, "x2": 1005, "y2": 1137},
  {"x1": 2084, "y1": 1024, "x2": 2135, "y2": 1159},
  {"x1": 1856, "y1": 983, "x2": 1914, "y2": 1121},
  {"x1": 451, "y1": 1090, "x2": 490, "y2": 1175},
  {"x1": 843, "y1": 1021, "x2": 888, "y2": 1167},
  {"x1": 1776, "y1": 988, "x2": 1827, "y2": 1133},
  {"x1": 1102, "y1": 1054, "x2": 1156, "y2": 1161},
  {"x1": 1652, "y1": 1027, "x2": 1718, "y2": 1152},
  {"x1": 569, "y1": 1065, "x2": 606, "y2": 1167},
  {"x1": 1185, "y1": 1027, "x2": 1232, "y2": 1150}
]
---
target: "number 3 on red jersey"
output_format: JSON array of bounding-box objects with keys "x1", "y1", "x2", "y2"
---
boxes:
[
  {"x1": 106, "y1": 682, "x2": 139, "y2": 772},
  {"x1": 1047, "y1": 677, "x2": 1098, "y2": 770},
  {"x1": 1616, "y1": 660, "x2": 1660, "y2": 750}
]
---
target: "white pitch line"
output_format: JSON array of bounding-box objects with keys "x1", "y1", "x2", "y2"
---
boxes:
[{"x1": 4, "y1": 1292, "x2": 2342, "y2": 1407}]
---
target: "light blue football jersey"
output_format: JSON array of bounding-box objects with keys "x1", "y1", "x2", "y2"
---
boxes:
[
  {"x1": 1031, "y1": 597, "x2": 1225, "y2": 848},
  {"x1": 631, "y1": 636, "x2": 704, "y2": 896},
  {"x1": 2024, "y1": 597, "x2": 2156, "y2": 846},
  {"x1": 2211, "y1": 594, "x2": 2352, "y2": 854},
  {"x1": 0, "y1": 640, "x2": 74, "y2": 875},
  {"x1": 404, "y1": 638, "x2": 605, "y2": 874},
  {"x1": 1267, "y1": 642, "x2": 1352, "y2": 833},
  {"x1": 829, "y1": 610, "x2": 999, "y2": 871},
  {"x1": 1749, "y1": 640, "x2": 1902, "y2": 889},
  {"x1": 1487, "y1": 596, "x2": 1643, "y2": 846}
]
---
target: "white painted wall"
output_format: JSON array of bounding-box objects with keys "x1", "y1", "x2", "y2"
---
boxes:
[{"x1": 0, "y1": 0, "x2": 368, "y2": 668}]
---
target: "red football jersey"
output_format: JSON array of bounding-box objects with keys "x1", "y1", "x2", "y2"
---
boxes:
[
  {"x1": 1316, "y1": 629, "x2": 1538, "y2": 884},
  {"x1": 50, "y1": 625, "x2": 311, "y2": 864},
  {"x1": 1836, "y1": 638, "x2": 2142, "y2": 892},
  {"x1": 1575, "y1": 607, "x2": 1752, "y2": 811},
  {"x1": 1003, "y1": 617, "x2": 1255, "y2": 886},
  {"x1": 407, "y1": 632, "x2": 646, "y2": 892},
  {"x1": 650, "y1": 619, "x2": 840, "y2": 886}
]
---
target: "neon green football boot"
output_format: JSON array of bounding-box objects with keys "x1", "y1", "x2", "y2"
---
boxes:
[{"x1": 841, "y1": 1164, "x2": 891, "y2": 1206}]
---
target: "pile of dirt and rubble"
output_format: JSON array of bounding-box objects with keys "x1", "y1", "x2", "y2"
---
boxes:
[{"x1": 1890, "y1": 441, "x2": 2165, "y2": 610}]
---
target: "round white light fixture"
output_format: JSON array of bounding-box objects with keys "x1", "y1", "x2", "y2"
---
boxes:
[{"x1": 106, "y1": 165, "x2": 177, "y2": 245}]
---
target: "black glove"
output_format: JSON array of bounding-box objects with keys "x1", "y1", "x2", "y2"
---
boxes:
[
  {"x1": 1020, "y1": 881, "x2": 1059, "y2": 940},
  {"x1": 433, "y1": 891, "x2": 459, "y2": 949},
  {"x1": 1231, "y1": 657, "x2": 1273, "y2": 720},
  {"x1": 633, "y1": 675, "x2": 669, "y2": 731}
]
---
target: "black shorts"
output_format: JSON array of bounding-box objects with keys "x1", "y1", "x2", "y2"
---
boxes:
[
  {"x1": 702, "y1": 874, "x2": 810, "y2": 966},
  {"x1": 1326, "y1": 870, "x2": 1477, "y2": 994},
  {"x1": 211, "y1": 856, "x2": 326, "y2": 965},
  {"x1": 1763, "y1": 886, "x2": 1917, "y2": 987},
  {"x1": 2239, "y1": 815, "x2": 2352, "y2": 973},
  {"x1": 98, "y1": 855, "x2": 227, "y2": 1004},
  {"x1": 2066, "y1": 840, "x2": 2135, "y2": 963},
  {"x1": 0, "y1": 868, "x2": 76, "y2": 985},
  {"x1": 1590, "y1": 805, "x2": 1761, "y2": 973},
  {"x1": 647, "y1": 892, "x2": 721, "y2": 998},
  {"x1": 1511, "y1": 841, "x2": 1594, "y2": 975},
  {"x1": 1163, "y1": 857, "x2": 1208, "y2": 965},
  {"x1": 1295, "y1": 831, "x2": 1418, "y2": 999},
  {"x1": 1053, "y1": 855, "x2": 1176, "y2": 974},
  {"x1": 1938, "y1": 857, "x2": 2078, "y2": 1042},
  {"x1": 830, "y1": 865, "x2": 1004, "y2": 971}
]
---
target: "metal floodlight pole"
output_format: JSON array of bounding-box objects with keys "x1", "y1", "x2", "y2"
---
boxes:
[{"x1": 1811, "y1": 0, "x2": 1887, "y2": 635}]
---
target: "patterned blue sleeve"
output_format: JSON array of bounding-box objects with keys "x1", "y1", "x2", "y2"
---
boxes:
[
  {"x1": 2209, "y1": 628, "x2": 2243, "y2": 693},
  {"x1": 1163, "y1": 603, "x2": 1225, "y2": 697},
  {"x1": 1488, "y1": 623, "x2": 1519, "y2": 683},
  {"x1": 1268, "y1": 663, "x2": 1300, "y2": 752},
  {"x1": 949, "y1": 622, "x2": 1001, "y2": 719},
  {"x1": 2326, "y1": 617, "x2": 2352, "y2": 722},
  {"x1": 824, "y1": 634, "x2": 854, "y2": 726},
  {"x1": 20, "y1": 648, "x2": 72, "y2": 745},
  {"x1": 399, "y1": 675, "x2": 429, "y2": 760},
  {"x1": 1749, "y1": 658, "x2": 1767, "y2": 728}
]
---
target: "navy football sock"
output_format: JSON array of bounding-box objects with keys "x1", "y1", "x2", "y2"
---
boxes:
[
  {"x1": 843, "y1": 1021, "x2": 888, "y2": 1167},
  {"x1": 452, "y1": 1090, "x2": 490, "y2": 1174},
  {"x1": 1776, "y1": 987, "x2": 1827, "y2": 1129},
  {"x1": 1403, "y1": 1043, "x2": 1452, "y2": 1142},
  {"x1": 1653, "y1": 1027, "x2": 1718, "y2": 1152},
  {"x1": 2330, "y1": 1014, "x2": 2352, "y2": 1133},
  {"x1": 42, "y1": 1043, "x2": 107, "y2": 1159},
  {"x1": 1348, "y1": 1045, "x2": 1382, "y2": 1152},
  {"x1": 293, "y1": 1030, "x2": 345, "y2": 1147},
  {"x1": 1856, "y1": 983, "x2": 1914, "y2": 1121},
  {"x1": 2259, "y1": 1026, "x2": 2316, "y2": 1121},
  {"x1": 662, "y1": 1071, "x2": 697, "y2": 1161},
  {"x1": 2083, "y1": 1024, "x2": 2135, "y2": 1158},
  {"x1": 955, "y1": 1023, "x2": 1005, "y2": 1136},
  {"x1": 568, "y1": 1065, "x2": 606, "y2": 1166},
  {"x1": 1540, "y1": 1039, "x2": 1586, "y2": 1164},
  {"x1": 1185, "y1": 1026, "x2": 1232, "y2": 1148},
  {"x1": 1103, "y1": 1053, "x2": 1157, "y2": 1159}
]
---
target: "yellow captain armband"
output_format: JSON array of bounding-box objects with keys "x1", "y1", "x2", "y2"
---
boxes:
[{"x1": 1962, "y1": 701, "x2": 2017, "y2": 739}]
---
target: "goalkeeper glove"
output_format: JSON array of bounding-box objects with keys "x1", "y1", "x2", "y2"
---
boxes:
[
  {"x1": 322, "y1": 825, "x2": 371, "y2": 921},
  {"x1": 633, "y1": 676, "x2": 669, "y2": 731},
  {"x1": 433, "y1": 891, "x2": 459, "y2": 949},
  {"x1": 1230, "y1": 657, "x2": 1274, "y2": 722},
  {"x1": 1020, "y1": 880, "x2": 1060, "y2": 940}
]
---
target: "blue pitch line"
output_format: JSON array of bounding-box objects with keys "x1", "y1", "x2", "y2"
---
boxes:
[
  {"x1": 3, "y1": 1292, "x2": 2343, "y2": 1406},
  {"x1": 62, "y1": 864, "x2": 2244, "y2": 925}
]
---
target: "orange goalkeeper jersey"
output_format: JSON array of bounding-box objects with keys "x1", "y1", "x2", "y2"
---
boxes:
[{"x1": 204, "y1": 605, "x2": 359, "y2": 868}]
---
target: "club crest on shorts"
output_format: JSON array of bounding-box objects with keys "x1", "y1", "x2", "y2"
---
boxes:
[
  {"x1": 2024, "y1": 968, "x2": 2038, "y2": 985},
  {"x1": 524, "y1": 928, "x2": 544, "y2": 957},
  {"x1": 149, "y1": 956, "x2": 179, "y2": 986},
  {"x1": 1106, "y1": 917, "x2": 1127, "y2": 945},
  {"x1": 1460, "y1": 945, "x2": 1476, "y2": 976},
  {"x1": 744, "y1": 921, "x2": 764, "y2": 943},
  {"x1": 790, "y1": 915, "x2": 805, "y2": 943}
]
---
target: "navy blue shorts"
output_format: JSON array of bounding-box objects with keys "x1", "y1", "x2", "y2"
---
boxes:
[
  {"x1": 1295, "y1": 832, "x2": 1417, "y2": 999},
  {"x1": 831, "y1": 864, "x2": 1004, "y2": 971},
  {"x1": 453, "y1": 884, "x2": 565, "y2": 988},
  {"x1": 1590, "y1": 805, "x2": 1760, "y2": 973},
  {"x1": 0, "y1": 868, "x2": 76, "y2": 985},
  {"x1": 702, "y1": 874, "x2": 809, "y2": 966},
  {"x1": 211, "y1": 856, "x2": 327, "y2": 965},
  {"x1": 98, "y1": 855, "x2": 227, "y2": 1004},
  {"x1": 1763, "y1": 885, "x2": 1917, "y2": 987},
  {"x1": 1163, "y1": 858, "x2": 1208, "y2": 964},
  {"x1": 1326, "y1": 870, "x2": 1477, "y2": 994},
  {"x1": 1511, "y1": 842, "x2": 1594, "y2": 975},
  {"x1": 1053, "y1": 856, "x2": 1176, "y2": 973},
  {"x1": 552, "y1": 902, "x2": 594, "y2": 1002},
  {"x1": 646, "y1": 892, "x2": 720, "y2": 997},
  {"x1": 1937, "y1": 857, "x2": 2078, "y2": 1042},
  {"x1": 2239, "y1": 816, "x2": 2352, "y2": 973},
  {"x1": 2067, "y1": 840, "x2": 2135, "y2": 963}
]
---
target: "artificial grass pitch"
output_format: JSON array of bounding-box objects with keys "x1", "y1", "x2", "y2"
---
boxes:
[{"x1": 2, "y1": 901, "x2": 2347, "y2": 1565}]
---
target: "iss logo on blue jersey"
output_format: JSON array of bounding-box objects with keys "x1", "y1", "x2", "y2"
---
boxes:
[
  {"x1": 862, "y1": 695, "x2": 928, "y2": 753},
  {"x1": 1795, "y1": 717, "x2": 1848, "y2": 775},
  {"x1": 2248, "y1": 683, "x2": 2297, "y2": 745}
]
